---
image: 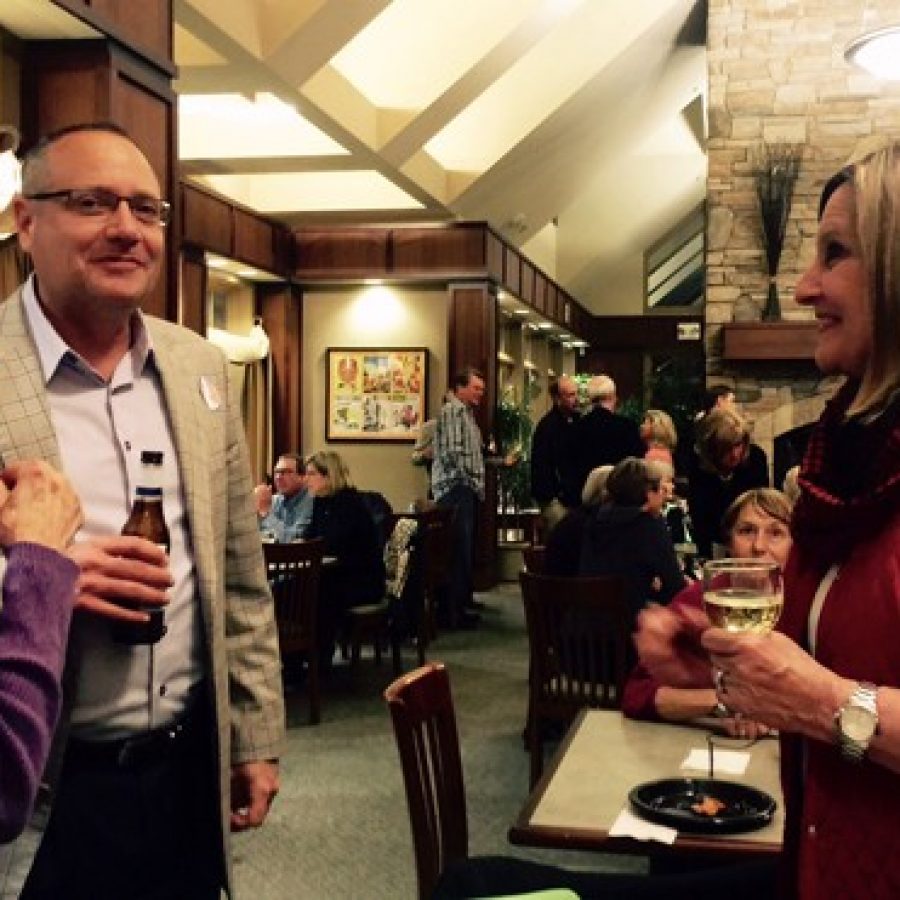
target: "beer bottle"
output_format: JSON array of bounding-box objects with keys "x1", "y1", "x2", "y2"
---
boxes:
[{"x1": 111, "y1": 450, "x2": 169, "y2": 645}]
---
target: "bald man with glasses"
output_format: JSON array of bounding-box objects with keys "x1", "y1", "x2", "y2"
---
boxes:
[{"x1": 0, "y1": 122, "x2": 284, "y2": 900}]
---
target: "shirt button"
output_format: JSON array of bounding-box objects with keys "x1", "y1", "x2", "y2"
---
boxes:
[
  {"x1": 807, "y1": 825, "x2": 816, "y2": 837},
  {"x1": 125, "y1": 440, "x2": 132, "y2": 450}
]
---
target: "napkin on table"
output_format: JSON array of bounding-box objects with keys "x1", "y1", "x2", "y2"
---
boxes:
[{"x1": 609, "y1": 807, "x2": 677, "y2": 844}]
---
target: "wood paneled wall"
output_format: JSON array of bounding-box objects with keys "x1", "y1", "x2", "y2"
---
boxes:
[{"x1": 294, "y1": 224, "x2": 592, "y2": 342}]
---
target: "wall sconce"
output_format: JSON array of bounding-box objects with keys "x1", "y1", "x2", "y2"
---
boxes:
[
  {"x1": 0, "y1": 125, "x2": 22, "y2": 239},
  {"x1": 845, "y1": 25, "x2": 900, "y2": 80}
]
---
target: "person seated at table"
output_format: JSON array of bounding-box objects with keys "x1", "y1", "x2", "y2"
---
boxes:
[
  {"x1": 623, "y1": 488, "x2": 792, "y2": 738},
  {"x1": 254, "y1": 451, "x2": 314, "y2": 542},
  {"x1": 543, "y1": 464, "x2": 612, "y2": 577},
  {"x1": 304, "y1": 451, "x2": 386, "y2": 662},
  {"x1": 641, "y1": 408, "x2": 678, "y2": 468},
  {"x1": 687, "y1": 406, "x2": 769, "y2": 559},
  {"x1": 579, "y1": 457, "x2": 685, "y2": 623},
  {"x1": 1, "y1": 461, "x2": 82, "y2": 842}
]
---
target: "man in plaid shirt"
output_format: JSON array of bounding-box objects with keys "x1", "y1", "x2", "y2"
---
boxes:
[{"x1": 431, "y1": 367, "x2": 485, "y2": 629}]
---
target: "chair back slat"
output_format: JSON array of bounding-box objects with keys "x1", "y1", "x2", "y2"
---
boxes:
[
  {"x1": 520, "y1": 571, "x2": 630, "y2": 785},
  {"x1": 384, "y1": 663, "x2": 467, "y2": 900},
  {"x1": 263, "y1": 539, "x2": 325, "y2": 724}
]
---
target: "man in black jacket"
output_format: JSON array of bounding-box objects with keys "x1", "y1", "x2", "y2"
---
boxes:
[
  {"x1": 530, "y1": 376, "x2": 581, "y2": 535},
  {"x1": 575, "y1": 375, "x2": 644, "y2": 490}
]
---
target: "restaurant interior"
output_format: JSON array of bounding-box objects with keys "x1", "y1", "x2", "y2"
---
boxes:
[{"x1": 1, "y1": 0, "x2": 900, "y2": 897}]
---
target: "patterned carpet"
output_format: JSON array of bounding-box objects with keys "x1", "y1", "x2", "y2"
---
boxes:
[{"x1": 1, "y1": 583, "x2": 644, "y2": 899}]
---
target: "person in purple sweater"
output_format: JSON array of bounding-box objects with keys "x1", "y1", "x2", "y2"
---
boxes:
[{"x1": 0, "y1": 460, "x2": 82, "y2": 842}]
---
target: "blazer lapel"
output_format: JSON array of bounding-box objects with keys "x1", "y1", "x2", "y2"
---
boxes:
[{"x1": 0, "y1": 289, "x2": 63, "y2": 468}]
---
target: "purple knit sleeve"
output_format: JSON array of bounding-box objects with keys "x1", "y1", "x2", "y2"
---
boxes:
[{"x1": 0, "y1": 543, "x2": 77, "y2": 843}]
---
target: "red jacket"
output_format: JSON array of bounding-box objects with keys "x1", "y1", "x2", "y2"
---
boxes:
[
  {"x1": 779, "y1": 517, "x2": 900, "y2": 900},
  {"x1": 779, "y1": 381, "x2": 900, "y2": 900}
]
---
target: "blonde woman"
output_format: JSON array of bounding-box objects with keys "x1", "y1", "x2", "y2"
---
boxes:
[
  {"x1": 304, "y1": 451, "x2": 386, "y2": 661},
  {"x1": 638, "y1": 139, "x2": 900, "y2": 900},
  {"x1": 687, "y1": 407, "x2": 769, "y2": 557},
  {"x1": 640, "y1": 409, "x2": 678, "y2": 468}
]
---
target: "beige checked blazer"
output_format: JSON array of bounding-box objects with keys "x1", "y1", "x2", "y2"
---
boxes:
[{"x1": 0, "y1": 287, "x2": 285, "y2": 890}]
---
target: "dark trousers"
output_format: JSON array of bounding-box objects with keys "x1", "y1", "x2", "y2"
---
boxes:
[
  {"x1": 21, "y1": 701, "x2": 224, "y2": 900},
  {"x1": 437, "y1": 483, "x2": 477, "y2": 625}
]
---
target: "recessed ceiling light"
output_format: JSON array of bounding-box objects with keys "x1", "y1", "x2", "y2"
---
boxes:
[
  {"x1": 513, "y1": 308, "x2": 530, "y2": 317},
  {"x1": 845, "y1": 25, "x2": 900, "y2": 80},
  {"x1": 537, "y1": 321, "x2": 554, "y2": 330}
]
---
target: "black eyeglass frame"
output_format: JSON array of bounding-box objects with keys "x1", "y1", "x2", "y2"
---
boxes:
[{"x1": 23, "y1": 187, "x2": 171, "y2": 226}]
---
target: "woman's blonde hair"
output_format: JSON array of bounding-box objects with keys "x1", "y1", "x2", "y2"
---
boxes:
[
  {"x1": 721, "y1": 488, "x2": 792, "y2": 538},
  {"x1": 306, "y1": 450, "x2": 353, "y2": 494},
  {"x1": 823, "y1": 138, "x2": 900, "y2": 417},
  {"x1": 643, "y1": 409, "x2": 678, "y2": 450},
  {"x1": 694, "y1": 408, "x2": 750, "y2": 472}
]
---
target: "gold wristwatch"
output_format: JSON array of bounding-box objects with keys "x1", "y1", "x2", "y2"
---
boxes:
[{"x1": 835, "y1": 682, "x2": 879, "y2": 763}]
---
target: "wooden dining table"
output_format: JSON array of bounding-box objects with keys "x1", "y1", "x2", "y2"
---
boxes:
[{"x1": 509, "y1": 709, "x2": 784, "y2": 860}]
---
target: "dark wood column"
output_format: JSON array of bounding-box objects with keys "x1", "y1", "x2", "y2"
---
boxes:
[
  {"x1": 179, "y1": 245, "x2": 207, "y2": 335},
  {"x1": 259, "y1": 284, "x2": 301, "y2": 458},
  {"x1": 447, "y1": 281, "x2": 498, "y2": 590}
]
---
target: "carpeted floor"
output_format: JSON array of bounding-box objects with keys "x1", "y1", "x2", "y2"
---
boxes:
[{"x1": 0, "y1": 582, "x2": 645, "y2": 899}]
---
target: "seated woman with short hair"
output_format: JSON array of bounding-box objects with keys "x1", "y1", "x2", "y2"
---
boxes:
[
  {"x1": 623, "y1": 488, "x2": 792, "y2": 738},
  {"x1": 578, "y1": 457, "x2": 685, "y2": 624}
]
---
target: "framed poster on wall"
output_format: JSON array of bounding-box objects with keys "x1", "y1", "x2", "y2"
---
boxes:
[{"x1": 326, "y1": 348, "x2": 428, "y2": 441}]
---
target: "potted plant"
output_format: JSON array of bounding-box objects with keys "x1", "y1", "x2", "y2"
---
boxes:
[{"x1": 496, "y1": 378, "x2": 536, "y2": 544}]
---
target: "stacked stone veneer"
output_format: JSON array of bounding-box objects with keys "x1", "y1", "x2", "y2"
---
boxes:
[{"x1": 706, "y1": 0, "x2": 900, "y2": 473}]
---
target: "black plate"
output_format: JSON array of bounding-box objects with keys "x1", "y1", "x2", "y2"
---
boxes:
[{"x1": 629, "y1": 778, "x2": 776, "y2": 835}]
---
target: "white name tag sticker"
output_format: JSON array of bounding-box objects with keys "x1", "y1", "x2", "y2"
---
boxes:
[{"x1": 199, "y1": 376, "x2": 221, "y2": 410}]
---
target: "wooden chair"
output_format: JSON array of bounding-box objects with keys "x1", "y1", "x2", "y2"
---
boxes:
[
  {"x1": 522, "y1": 544, "x2": 546, "y2": 574},
  {"x1": 519, "y1": 571, "x2": 631, "y2": 786},
  {"x1": 343, "y1": 516, "x2": 420, "y2": 675},
  {"x1": 386, "y1": 663, "x2": 583, "y2": 900},
  {"x1": 418, "y1": 505, "x2": 455, "y2": 639},
  {"x1": 264, "y1": 539, "x2": 324, "y2": 725},
  {"x1": 383, "y1": 663, "x2": 468, "y2": 900}
]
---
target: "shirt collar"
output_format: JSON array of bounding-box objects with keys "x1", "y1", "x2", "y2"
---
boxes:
[{"x1": 22, "y1": 274, "x2": 155, "y2": 384}]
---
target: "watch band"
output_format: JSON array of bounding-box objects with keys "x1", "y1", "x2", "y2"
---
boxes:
[{"x1": 836, "y1": 681, "x2": 879, "y2": 763}]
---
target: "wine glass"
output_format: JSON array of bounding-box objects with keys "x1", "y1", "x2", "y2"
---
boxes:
[{"x1": 702, "y1": 558, "x2": 784, "y2": 635}]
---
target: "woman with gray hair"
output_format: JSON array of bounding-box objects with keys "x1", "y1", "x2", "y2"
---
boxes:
[{"x1": 542, "y1": 465, "x2": 613, "y2": 577}]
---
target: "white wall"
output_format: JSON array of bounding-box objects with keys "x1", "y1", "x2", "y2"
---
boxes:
[{"x1": 302, "y1": 285, "x2": 448, "y2": 510}]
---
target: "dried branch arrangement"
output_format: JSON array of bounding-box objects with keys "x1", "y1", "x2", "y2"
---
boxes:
[{"x1": 753, "y1": 143, "x2": 802, "y2": 320}]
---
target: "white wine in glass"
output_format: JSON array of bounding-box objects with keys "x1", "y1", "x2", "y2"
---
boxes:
[{"x1": 702, "y1": 558, "x2": 784, "y2": 634}]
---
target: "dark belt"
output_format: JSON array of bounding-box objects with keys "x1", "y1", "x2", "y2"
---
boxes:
[{"x1": 65, "y1": 705, "x2": 202, "y2": 773}]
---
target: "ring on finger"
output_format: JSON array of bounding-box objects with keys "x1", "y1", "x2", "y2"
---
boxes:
[{"x1": 714, "y1": 667, "x2": 728, "y2": 695}]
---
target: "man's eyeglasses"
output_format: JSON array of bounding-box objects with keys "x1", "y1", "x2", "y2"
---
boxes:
[
  {"x1": 24, "y1": 188, "x2": 171, "y2": 226},
  {"x1": 273, "y1": 468, "x2": 298, "y2": 477}
]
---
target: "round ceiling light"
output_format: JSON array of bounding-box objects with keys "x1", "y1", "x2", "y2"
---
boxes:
[{"x1": 845, "y1": 25, "x2": 900, "y2": 80}]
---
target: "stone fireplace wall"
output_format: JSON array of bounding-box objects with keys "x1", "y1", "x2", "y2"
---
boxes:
[{"x1": 705, "y1": 0, "x2": 900, "y2": 475}]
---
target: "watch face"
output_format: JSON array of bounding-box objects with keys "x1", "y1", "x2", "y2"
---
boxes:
[{"x1": 841, "y1": 705, "x2": 878, "y2": 742}]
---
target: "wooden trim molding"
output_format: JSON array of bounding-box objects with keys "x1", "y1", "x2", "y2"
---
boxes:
[{"x1": 721, "y1": 321, "x2": 818, "y2": 361}]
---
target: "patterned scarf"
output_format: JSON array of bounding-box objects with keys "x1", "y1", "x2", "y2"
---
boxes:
[{"x1": 792, "y1": 379, "x2": 900, "y2": 564}]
